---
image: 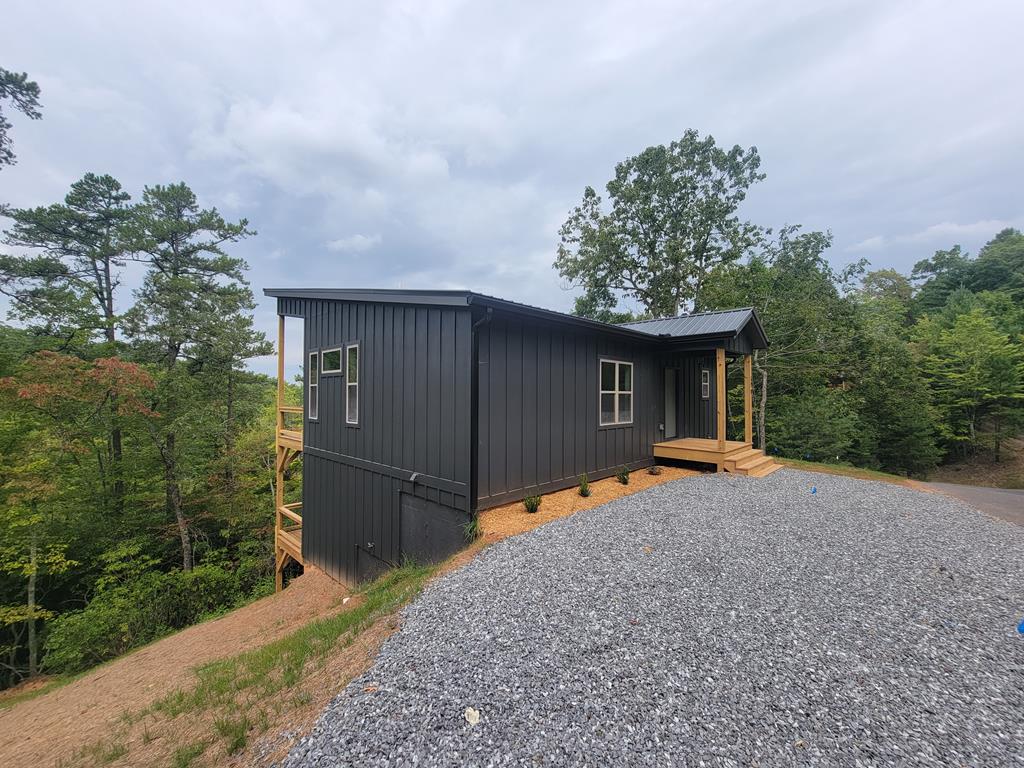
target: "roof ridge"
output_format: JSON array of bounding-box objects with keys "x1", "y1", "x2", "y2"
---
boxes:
[{"x1": 619, "y1": 313, "x2": 690, "y2": 325}]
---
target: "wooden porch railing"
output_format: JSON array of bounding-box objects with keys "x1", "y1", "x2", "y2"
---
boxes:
[{"x1": 275, "y1": 313, "x2": 304, "y2": 590}]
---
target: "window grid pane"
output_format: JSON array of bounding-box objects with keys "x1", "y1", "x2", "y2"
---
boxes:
[
  {"x1": 347, "y1": 346, "x2": 359, "y2": 382},
  {"x1": 322, "y1": 349, "x2": 341, "y2": 372},
  {"x1": 600, "y1": 360, "x2": 633, "y2": 425},
  {"x1": 601, "y1": 393, "x2": 615, "y2": 425},
  {"x1": 346, "y1": 384, "x2": 358, "y2": 424},
  {"x1": 601, "y1": 361, "x2": 615, "y2": 391},
  {"x1": 618, "y1": 393, "x2": 632, "y2": 423}
]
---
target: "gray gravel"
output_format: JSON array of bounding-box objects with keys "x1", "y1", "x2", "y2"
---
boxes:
[{"x1": 284, "y1": 469, "x2": 1024, "y2": 767}]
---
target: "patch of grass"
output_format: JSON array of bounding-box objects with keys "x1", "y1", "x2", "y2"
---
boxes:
[
  {"x1": 171, "y1": 741, "x2": 208, "y2": 768},
  {"x1": 578, "y1": 473, "x2": 591, "y2": 497},
  {"x1": 523, "y1": 495, "x2": 542, "y2": 513},
  {"x1": 616, "y1": 466, "x2": 630, "y2": 484},
  {"x1": 0, "y1": 677, "x2": 66, "y2": 710},
  {"x1": 777, "y1": 457, "x2": 910, "y2": 484},
  {"x1": 78, "y1": 737, "x2": 128, "y2": 766},
  {"x1": 214, "y1": 713, "x2": 250, "y2": 753},
  {"x1": 462, "y1": 516, "x2": 480, "y2": 541}
]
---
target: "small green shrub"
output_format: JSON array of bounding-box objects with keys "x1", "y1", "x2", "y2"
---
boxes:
[
  {"x1": 523, "y1": 495, "x2": 542, "y2": 513},
  {"x1": 462, "y1": 516, "x2": 480, "y2": 541},
  {"x1": 578, "y1": 473, "x2": 591, "y2": 497},
  {"x1": 616, "y1": 466, "x2": 630, "y2": 484},
  {"x1": 647, "y1": 464, "x2": 663, "y2": 475}
]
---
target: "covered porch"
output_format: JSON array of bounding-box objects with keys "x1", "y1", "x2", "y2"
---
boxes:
[{"x1": 654, "y1": 347, "x2": 780, "y2": 477}]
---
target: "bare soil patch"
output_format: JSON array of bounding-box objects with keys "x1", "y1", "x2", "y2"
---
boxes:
[{"x1": 928, "y1": 436, "x2": 1024, "y2": 489}]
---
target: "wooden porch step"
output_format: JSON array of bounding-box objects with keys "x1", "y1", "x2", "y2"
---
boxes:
[
  {"x1": 722, "y1": 448, "x2": 761, "y2": 468},
  {"x1": 734, "y1": 453, "x2": 774, "y2": 473},
  {"x1": 747, "y1": 461, "x2": 782, "y2": 478},
  {"x1": 723, "y1": 448, "x2": 782, "y2": 477}
]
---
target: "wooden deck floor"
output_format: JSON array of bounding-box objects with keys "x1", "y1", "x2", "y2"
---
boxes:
[{"x1": 653, "y1": 437, "x2": 781, "y2": 477}]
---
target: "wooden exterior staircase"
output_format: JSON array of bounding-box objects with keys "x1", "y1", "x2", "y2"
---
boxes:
[
  {"x1": 275, "y1": 317, "x2": 304, "y2": 591},
  {"x1": 721, "y1": 445, "x2": 781, "y2": 477}
]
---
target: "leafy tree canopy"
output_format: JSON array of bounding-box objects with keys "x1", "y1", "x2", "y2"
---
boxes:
[
  {"x1": 0, "y1": 67, "x2": 42, "y2": 170},
  {"x1": 556, "y1": 129, "x2": 765, "y2": 319}
]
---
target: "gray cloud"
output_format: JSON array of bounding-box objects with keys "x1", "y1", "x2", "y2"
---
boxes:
[{"x1": 2, "y1": 0, "x2": 1022, "y2": 376}]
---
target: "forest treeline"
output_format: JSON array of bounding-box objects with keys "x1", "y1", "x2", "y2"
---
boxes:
[
  {"x1": 703, "y1": 226, "x2": 1024, "y2": 474},
  {"x1": 0, "y1": 172, "x2": 290, "y2": 688},
  {"x1": 557, "y1": 131, "x2": 1024, "y2": 480}
]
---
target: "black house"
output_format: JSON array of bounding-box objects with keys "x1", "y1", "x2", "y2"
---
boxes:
[{"x1": 266, "y1": 288, "x2": 772, "y2": 588}]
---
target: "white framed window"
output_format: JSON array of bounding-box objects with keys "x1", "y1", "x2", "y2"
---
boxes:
[
  {"x1": 600, "y1": 359, "x2": 633, "y2": 426},
  {"x1": 321, "y1": 347, "x2": 342, "y2": 373},
  {"x1": 308, "y1": 351, "x2": 319, "y2": 420},
  {"x1": 345, "y1": 343, "x2": 359, "y2": 425},
  {"x1": 701, "y1": 369, "x2": 710, "y2": 400}
]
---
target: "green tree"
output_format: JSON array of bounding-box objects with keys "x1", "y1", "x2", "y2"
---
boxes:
[
  {"x1": 0, "y1": 351, "x2": 153, "y2": 681},
  {"x1": 2, "y1": 175, "x2": 137, "y2": 510},
  {"x1": 854, "y1": 330, "x2": 941, "y2": 475},
  {"x1": 0, "y1": 67, "x2": 42, "y2": 171},
  {"x1": 971, "y1": 228, "x2": 1024, "y2": 301},
  {"x1": 858, "y1": 268, "x2": 914, "y2": 335},
  {"x1": 911, "y1": 245, "x2": 973, "y2": 316},
  {"x1": 556, "y1": 129, "x2": 764, "y2": 318},
  {"x1": 123, "y1": 182, "x2": 265, "y2": 571},
  {"x1": 702, "y1": 226, "x2": 857, "y2": 450},
  {"x1": 2, "y1": 174, "x2": 134, "y2": 350},
  {"x1": 914, "y1": 308, "x2": 1024, "y2": 460}
]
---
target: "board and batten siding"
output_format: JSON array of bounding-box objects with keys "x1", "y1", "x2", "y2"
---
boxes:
[
  {"x1": 674, "y1": 352, "x2": 718, "y2": 439},
  {"x1": 278, "y1": 297, "x2": 473, "y2": 584},
  {"x1": 474, "y1": 313, "x2": 662, "y2": 508}
]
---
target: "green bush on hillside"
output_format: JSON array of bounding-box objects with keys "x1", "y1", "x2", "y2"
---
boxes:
[{"x1": 43, "y1": 565, "x2": 262, "y2": 675}]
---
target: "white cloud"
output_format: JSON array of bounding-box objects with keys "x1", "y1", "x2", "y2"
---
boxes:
[
  {"x1": 902, "y1": 220, "x2": 1019, "y2": 243},
  {"x1": 326, "y1": 234, "x2": 382, "y2": 253},
  {"x1": 847, "y1": 235, "x2": 885, "y2": 252}
]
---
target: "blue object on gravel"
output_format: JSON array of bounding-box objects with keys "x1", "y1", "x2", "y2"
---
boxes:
[
  {"x1": 811, "y1": 486, "x2": 817, "y2": 494},
  {"x1": 1018, "y1": 618, "x2": 1024, "y2": 634}
]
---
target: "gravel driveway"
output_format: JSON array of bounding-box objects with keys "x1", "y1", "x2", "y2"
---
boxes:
[{"x1": 284, "y1": 470, "x2": 1024, "y2": 767}]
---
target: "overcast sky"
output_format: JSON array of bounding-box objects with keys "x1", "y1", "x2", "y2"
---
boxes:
[{"x1": 3, "y1": 0, "x2": 1022, "y2": 375}]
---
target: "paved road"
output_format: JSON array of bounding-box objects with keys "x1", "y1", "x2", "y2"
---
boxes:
[
  {"x1": 925, "y1": 482, "x2": 1024, "y2": 527},
  {"x1": 286, "y1": 470, "x2": 1024, "y2": 767}
]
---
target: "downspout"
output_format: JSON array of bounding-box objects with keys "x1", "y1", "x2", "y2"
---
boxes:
[{"x1": 468, "y1": 305, "x2": 493, "y2": 517}]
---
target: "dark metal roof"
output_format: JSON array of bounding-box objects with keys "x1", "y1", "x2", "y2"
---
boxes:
[
  {"x1": 618, "y1": 308, "x2": 768, "y2": 348},
  {"x1": 263, "y1": 288, "x2": 767, "y2": 346}
]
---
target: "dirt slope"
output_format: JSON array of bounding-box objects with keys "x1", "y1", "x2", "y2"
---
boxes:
[{"x1": 0, "y1": 568, "x2": 348, "y2": 766}]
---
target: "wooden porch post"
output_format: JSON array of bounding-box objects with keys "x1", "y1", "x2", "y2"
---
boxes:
[
  {"x1": 275, "y1": 314, "x2": 285, "y2": 592},
  {"x1": 716, "y1": 347, "x2": 726, "y2": 451},
  {"x1": 743, "y1": 354, "x2": 753, "y2": 445}
]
